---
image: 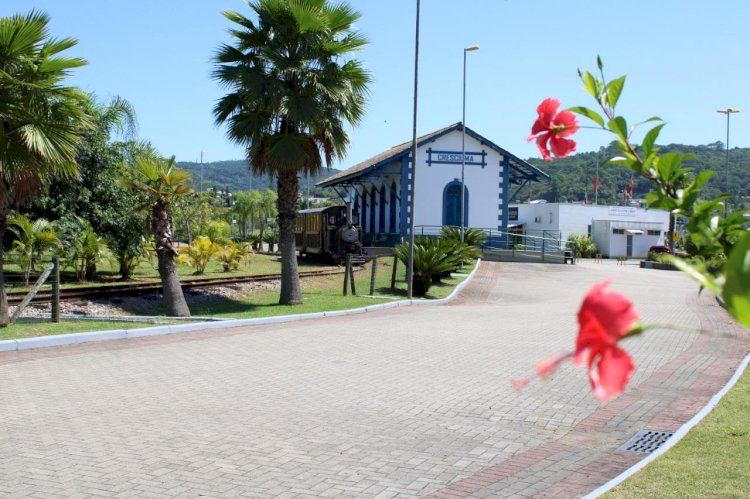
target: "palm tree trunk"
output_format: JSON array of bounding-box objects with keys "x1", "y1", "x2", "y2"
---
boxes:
[
  {"x1": 153, "y1": 202, "x2": 191, "y2": 317},
  {"x1": 277, "y1": 171, "x2": 302, "y2": 305},
  {"x1": 0, "y1": 215, "x2": 9, "y2": 326}
]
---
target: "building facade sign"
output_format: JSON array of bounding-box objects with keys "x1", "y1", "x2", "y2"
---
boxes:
[
  {"x1": 426, "y1": 147, "x2": 487, "y2": 168},
  {"x1": 608, "y1": 206, "x2": 637, "y2": 217}
]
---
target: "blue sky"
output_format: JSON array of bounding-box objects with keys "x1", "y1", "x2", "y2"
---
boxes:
[{"x1": 4, "y1": 1, "x2": 749, "y2": 169}]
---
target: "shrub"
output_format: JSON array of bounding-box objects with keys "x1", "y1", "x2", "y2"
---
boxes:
[
  {"x1": 394, "y1": 238, "x2": 463, "y2": 295},
  {"x1": 204, "y1": 220, "x2": 231, "y2": 244},
  {"x1": 440, "y1": 226, "x2": 487, "y2": 248},
  {"x1": 566, "y1": 234, "x2": 598, "y2": 258},
  {"x1": 214, "y1": 241, "x2": 249, "y2": 272},
  {"x1": 178, "y1": 236, "x2": 216, "y2": 274}
]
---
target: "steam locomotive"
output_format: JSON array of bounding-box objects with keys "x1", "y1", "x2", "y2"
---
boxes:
[{"x1": 294, "y1": 205, "x2": 364, "y2": 263}]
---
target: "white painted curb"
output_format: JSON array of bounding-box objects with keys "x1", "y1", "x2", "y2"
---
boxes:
[
  {"x1": 583, "y1": 351, "x2": 750, "y2": 498},
  {"x1": 0, "y1": 259, "x2": 481, "y2": 352}
]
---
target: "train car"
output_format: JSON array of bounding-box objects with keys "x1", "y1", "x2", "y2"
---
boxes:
[{"x1": 294, "y1": 205, "x2": 364, "y2": 263}]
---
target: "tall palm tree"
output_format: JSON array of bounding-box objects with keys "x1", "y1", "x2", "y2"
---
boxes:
[
  {"x1": 0, "y1": 11, "x2": 93, "y2": 325},
  {"x1": 120, "y1": 155, "x2": 192, "y2": 317},
  {"x1": 213, "y1": 0, "x2": 370, "y2": 304}
]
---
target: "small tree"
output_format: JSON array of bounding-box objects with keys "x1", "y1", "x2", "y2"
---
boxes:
[{"x1": 7, "y1": 214, "x2": 59, "y2": 285}]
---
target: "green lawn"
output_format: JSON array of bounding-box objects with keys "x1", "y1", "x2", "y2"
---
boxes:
[
  {"x1": 1, "y1": 257, "x2": 470, "y2": 341},
  {"x1": 606, "y1": 363, "x2": 750, "y2": 498},
  {"x1": 3, "y1": 253, "x2": 327, "y2": 292}
]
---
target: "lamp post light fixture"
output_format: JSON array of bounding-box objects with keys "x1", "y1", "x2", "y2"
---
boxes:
[
  {"x1": 717, "y1": 108, "x2": 740, "y2": 217},
  {"x1": 460, "y1": 44, "x2": 479, "y2": 243}
]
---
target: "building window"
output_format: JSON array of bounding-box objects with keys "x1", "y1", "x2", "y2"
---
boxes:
[
  {"x1": 647, "y1": 230, "x2": 660, "y2": 236},
  {"x1": 613, "y1": 228, "x2": 625, "y2": 235},
  {"x1": 587, "y1": 224, "x2": 592, "y2": 237},
  {"x1": 549, "y1": 212, "x2": 553, "y2": 224}
]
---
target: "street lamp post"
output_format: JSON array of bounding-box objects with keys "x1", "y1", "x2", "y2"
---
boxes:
[
  {"x1": 460, "y1": 45, "x2": 479, "y2": 243},
  {"x1": 406, "y1": 0, "x2": 421, "y2": 299},
  {"x1": 717, "y1": 108, "x2": 740, "y2": 217}
]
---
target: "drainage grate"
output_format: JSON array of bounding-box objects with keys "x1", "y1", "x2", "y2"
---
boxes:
[{"x1": 617, "y1": 429, "x2": 674, "y2": 454}]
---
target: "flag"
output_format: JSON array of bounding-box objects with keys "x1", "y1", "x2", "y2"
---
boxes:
[
  {"x1": 593, "y1": 173, "x2": 599, "y2": 194},
  {"x1": 627, "y1": 176, "x2": 635, "y2": 197}
]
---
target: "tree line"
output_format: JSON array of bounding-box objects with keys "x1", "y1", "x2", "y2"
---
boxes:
[{"x1": 522, "y1": 142, "x2": 750, "y2": 210}]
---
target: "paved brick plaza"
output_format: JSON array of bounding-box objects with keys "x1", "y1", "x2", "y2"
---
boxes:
[{"x1": 0, "y1": 260, "x2": 747, "y2": 498}]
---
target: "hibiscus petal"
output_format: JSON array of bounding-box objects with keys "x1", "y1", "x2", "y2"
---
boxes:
[
  {"x1": 535, "y1": 133, "x2": 552, "y2": 161},
  {"x1": 576, "y1": 280, "x2": 639, "y2": 349},
  {"x1": 552, "y1": 110, "x2": 580, "y2": 137},
  {"x1": 589, "y1": 346, "x2": 635, "y2": 402},
  {"x1": 529, "y1": 117, "x2": 547, "y2": 136},
  {"x1": 511, "y1": 377, "x2": 531, "y2": 391},
  {"x1": 534, "y1": 355, "x2": 565, "y2": 379},
  {"x1": 549, "y1": 136, "x2": 576, "y2": 158},
  {"x1": 536, "y1": 98, "x2": 560, "y2": 122}
]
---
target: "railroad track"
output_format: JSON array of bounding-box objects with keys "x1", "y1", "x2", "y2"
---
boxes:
[{"x1": 7, "y1": 267, "x2": 348, "y2": 305}]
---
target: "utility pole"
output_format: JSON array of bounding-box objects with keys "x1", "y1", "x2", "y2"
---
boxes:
[{"x1": 716, "y1": 108, "x2": 740, "y2": 217}]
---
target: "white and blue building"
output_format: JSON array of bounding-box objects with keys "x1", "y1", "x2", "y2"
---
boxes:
[{"x1": 318, "y1": 123, "x2": 549, "y2": 244}]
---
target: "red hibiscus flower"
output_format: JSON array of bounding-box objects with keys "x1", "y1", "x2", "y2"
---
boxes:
[
  {"x1": 574, "y1": 280, "x2": 638, "y2": 401},
  {"x1": 527, "y1": 98, "x2": 579, "y2": 161},
  {"x1": 511, "y1": 281, "x2": 639, "y2": 402}
]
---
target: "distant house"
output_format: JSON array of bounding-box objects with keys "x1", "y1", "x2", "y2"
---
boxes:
[
  {"x1": 509, "y1": 202, "x2": 669, "y2": 258},
  {"x1": 317, "y1": 123, "x2": 549, "y2": 244}
]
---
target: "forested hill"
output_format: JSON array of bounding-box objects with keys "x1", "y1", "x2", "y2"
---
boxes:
[
  {"x1": 522, "y1": 142, "x2": 750, "y2": 208},
  {"x1": 177, "y1": 159, "x2": 341, "y2": 195}
]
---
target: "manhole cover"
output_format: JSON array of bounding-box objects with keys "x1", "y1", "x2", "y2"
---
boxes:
[{"x1": 617, "y1": 429, "x2": 674, "y2": 454}]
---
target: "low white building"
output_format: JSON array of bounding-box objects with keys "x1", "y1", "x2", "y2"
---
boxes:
[{"x1": 509, "y1": 202, "x2": 669, "y2": 258}]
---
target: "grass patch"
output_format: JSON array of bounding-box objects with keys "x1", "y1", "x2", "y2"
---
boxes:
[
  {"x1": 0, "y1": 318, "x2": 184, "y2": 341},
  {"x1": 1, "y1": 258, "x2": 473, "y2": 341},
  {"x1": 605, "y1": 363, "x2": 750, "y2": 498}
]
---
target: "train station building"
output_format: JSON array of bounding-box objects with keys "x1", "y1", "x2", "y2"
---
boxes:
[{"x1": 317, "y1": 123, "x2": 549, "y2": 244}]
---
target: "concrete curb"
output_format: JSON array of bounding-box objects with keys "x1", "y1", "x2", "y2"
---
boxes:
[
  {"x1": 0, "y1": 259, "x2": 481, "y2": 352},
  {"x1": 584, "y1": 351, "x2": 750, "y2": 498}
]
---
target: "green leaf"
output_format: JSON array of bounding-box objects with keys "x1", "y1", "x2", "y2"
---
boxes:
[
  {"x1": 582, "y1": 71, "x2": 599, "y2": 99},
  {"x1": 723, "y1": 232, "x2": 750, "y2": 329},
  {"x1": 607, "y1": 116, "x2": 628, "y2": 139},
  {"x1": 605, "y1": 75, "x2": 626, "y2": 109},
  {"x1": 641, "y1": 123, "x2": 665, "y2": 157},
  {"x1": 567, "y1": 106, "x2": 605, "y2": 127}
]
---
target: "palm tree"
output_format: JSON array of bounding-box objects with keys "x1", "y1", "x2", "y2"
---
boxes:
[
  {"x1": 7, "y1": 214, "x2": 59, "y2": 285},
  {"x1": 0, "y1": 11, "x2": 93, "y2": 325},
  {"x1": 213, "y1": 0, "x2": 370, "y2": 304},
  {"x1": 120, "y1": 155, "x2": 192, "y2": 317}
]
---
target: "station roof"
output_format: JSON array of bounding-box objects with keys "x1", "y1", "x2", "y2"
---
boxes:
[{"x1": 317, "y1": 122, "x2": 549, "y2": 188}]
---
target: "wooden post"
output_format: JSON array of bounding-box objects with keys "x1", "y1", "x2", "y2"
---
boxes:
[
  {"x1": 390, "y1": 255, "x2": 398, "y2": 291},
  {"x1": 343, "y1": 253, "x2": 351, "y2": 296},
  {"x1": 349, "y1": 257, "x2": 356, "y2": 295},
  {"x1": 51, "y1": 256, "x2": 60, "y2": 323},
  {"x1": 369, "y1": 257, "x2": 378, "y2": 295}
]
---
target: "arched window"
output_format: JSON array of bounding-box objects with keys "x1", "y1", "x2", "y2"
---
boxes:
[
  {"x1": 390, "y1": 181, "x2": 398, "y2": 233},
  {"x1": 369, "y1": 186, "x2": 377, "y2": 234},
  {"x1": 361, "y1": 189, "x2": 367, "y2": 232},
  {"x1": 443, "y1": 181, "x2": 468, "y2": 227},
  {"x1": 379, "y1": 186, "x2": 386, "y2": 233}
]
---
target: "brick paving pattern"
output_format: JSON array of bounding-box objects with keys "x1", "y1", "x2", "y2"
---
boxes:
[{"x1": 0, "y1": 260, "x2": 747, "y2": 497}]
